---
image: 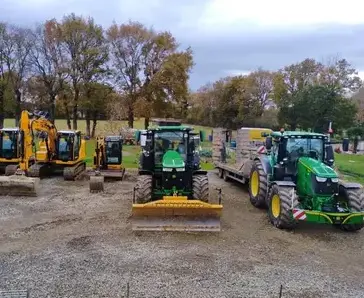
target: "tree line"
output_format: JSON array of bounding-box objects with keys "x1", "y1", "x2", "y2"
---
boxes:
[
  {"x1": 0, "y1": 14, "x2": 193, "y2": 136},
  {"x1": 186, "y1": 58, "x2": 364, "y2": 134},
  {"x1": 1, "y1": 13, "x2": 364, "y2": 137}
]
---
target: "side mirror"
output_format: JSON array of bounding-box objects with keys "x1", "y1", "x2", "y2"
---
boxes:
[
  {"x1": 265, "y1": 136, "x2": 273, "y2": 150},
  {"x1": 325, "y1": 144, "x2": 335, "y2": 167},
  {"x1": 199, "y1": 130, "x2": 205, "y2": 142},
  {"x1": 135, "y1": 131, "x2": 141, "y2": 142}
]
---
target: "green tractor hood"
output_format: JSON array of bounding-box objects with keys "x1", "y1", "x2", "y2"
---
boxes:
[
  {"x1": 162, "y1": 150, "x2": 185, "y2": 170},
  {"x1": 299, "y1": 157, "x2": 338, "y2": 178}
]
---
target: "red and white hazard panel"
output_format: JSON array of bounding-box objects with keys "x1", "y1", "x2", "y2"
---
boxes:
[
  {"x1": 292, "y1": 209, "x2": 306, "y2": 220},
  {"x1": 257, "y1": 146, "x2": 266, "y2": 154}
]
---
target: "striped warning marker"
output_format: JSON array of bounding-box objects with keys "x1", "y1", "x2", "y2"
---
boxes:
[
  {"x1": 257, "y1": 146, "x2": 266, "y2": 154},
  {"x1": 293, "y1": 209, "x2": 306, "y2": 220}
]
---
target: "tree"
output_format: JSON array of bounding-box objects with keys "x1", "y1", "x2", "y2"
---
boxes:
[
  {"x1": 29, "y1": 20, "x2": 68, "y2": 123},
  {"x1": 60, "y1": 13, "x2": 108, "y2": 130},
  {"x1": 292, "y1": 85, "x2": 357, "y2": 133},
  {"x1": 80, "y1": 82, "x2": 113, "y2": 137},
  {"x1": 248, "y1": 69, "x2": 275, "y2": 115},
  {"x1": 107, "y1": 21, "x2": 193, "y2": 129},
  {"x1": 1, "y1": 24, "x2": 33, "y2": 125}
]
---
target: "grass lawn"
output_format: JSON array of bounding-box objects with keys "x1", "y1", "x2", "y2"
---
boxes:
[
  {"x1": 334, "y1": 153, "x2": 364, "y2": 185},
  {"x1": 4, "y1": 118, "x2": 213, "y2": 139}
]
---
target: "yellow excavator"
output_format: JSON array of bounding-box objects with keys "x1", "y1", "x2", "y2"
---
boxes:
[
  {"x1": 0, "y1": 110, "x2": 87, "y2": 196},
  {"x1": 89, "y1": 135, "x2": 125, "y2": 192}
]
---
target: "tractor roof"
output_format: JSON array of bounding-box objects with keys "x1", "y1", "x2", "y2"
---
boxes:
[
  {"x1": 149, "y1": 125, "x2": 193, "y2": 131},
  {"x1": 271, "y1": 131, "x2": 327, "y2": 138}
]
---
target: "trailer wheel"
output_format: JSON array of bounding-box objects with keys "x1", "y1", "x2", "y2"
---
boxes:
[
  {"x1": 135, "y1": 175, "x2": 153, "y2": 203},
  {"x1": 193, "y1": 175, "x2": 209, "y2": 203},
  {"x1": 223, "y1": 170, "x2": 229, "y2": 181},
  {"x1": 248, "y1": 160, "x2": 268, "y2": 208},
  {"x1": 339, "y1": 186, "x2": 364, "y2": 232},
  {"x1": 268, "y1": 184, "x2": 299, "y2": 230}
]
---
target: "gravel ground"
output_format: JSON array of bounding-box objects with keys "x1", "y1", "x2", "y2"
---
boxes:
[{"x1": 0, "y1": 170, "x2": 364, "y2": 298}]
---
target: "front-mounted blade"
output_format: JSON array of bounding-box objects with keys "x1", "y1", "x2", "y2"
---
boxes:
[
  {"x1": 0, "y1": 175, "x2": 39, "y2": 197},
  {"x1": 131, "y1": 196, "x2": 223, "y2": 232}
]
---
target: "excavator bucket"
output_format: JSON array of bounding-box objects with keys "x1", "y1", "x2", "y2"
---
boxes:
[
  {"x1": 89, "y1": 174, "x2": 104, "y2": 193},
  {"x1": 0, "y1": 174, "x2": 39, "y2": 197},
  {"x1": 131, "y1": 196, "x2": 223, "y2": 232}
]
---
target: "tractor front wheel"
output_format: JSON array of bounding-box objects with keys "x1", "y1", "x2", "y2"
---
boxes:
[
  {"x1": 268, "y1": 185, "x2": 299, "y2": 230},
  {"x1": 135, "y1": 175, "x2": 153, "y2": 204},
  {"x1": 340, "y1": 187, "x2": 364, "y2": 232},
  {"x1": 193, "y1": 175, "x2": 209, "y2": 203},
  {"x1": 248, "y1": 160, "x2": 268, "y2": 209}
]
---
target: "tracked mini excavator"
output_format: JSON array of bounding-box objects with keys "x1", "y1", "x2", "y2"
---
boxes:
[
  {"x1": 131, "y1": 121, "x2": 223, "y2": 232},
  {"x1": 0, "y1": 110, "x2": 87, "y2": 196},
  {"x1": 0, "y1": 111, "x2": 39, "y2": 196},
  {"x1": 89, "y1": 135, "x2": 125, "y2": 192}
]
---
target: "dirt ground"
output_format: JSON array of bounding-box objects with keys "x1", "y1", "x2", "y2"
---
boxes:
[{"x1": 0, "y1": 171, "x2": 364, "y2": 298}]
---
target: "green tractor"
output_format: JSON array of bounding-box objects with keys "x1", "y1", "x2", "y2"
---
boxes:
[
  {"x1": 249, "y1": 130, "x2": 364, "y2": 231},
  {"x1": 132, "y1": 124, "x2": 223, "y2": 232}
]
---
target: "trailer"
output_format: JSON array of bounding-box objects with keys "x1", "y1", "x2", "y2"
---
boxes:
[{"x1": 213, "y1": 127, "x2": 272, "y2": 186}]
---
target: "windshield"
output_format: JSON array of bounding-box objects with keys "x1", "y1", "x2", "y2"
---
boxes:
[
  {"x1": 286, "y1": 137, "x2": 324, "y2": 161},
  {"x1": 106, "y1": 141, "x2": 121, "y2": 164},
  {"x1": 0, "y1": 131, "x2": 18, "y2": 159},
  {"x1": 154, "y1": 131, "x2": 188, "y2": 163}
]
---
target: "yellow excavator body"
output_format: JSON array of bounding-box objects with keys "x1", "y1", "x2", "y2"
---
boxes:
[{"x1": 89, "y1": 135, "x2": 125, "y2": 193}]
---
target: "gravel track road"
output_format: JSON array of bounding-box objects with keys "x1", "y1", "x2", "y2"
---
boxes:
[{"x1": 0, "y1": 170, "x2": 364, "y2": 298}]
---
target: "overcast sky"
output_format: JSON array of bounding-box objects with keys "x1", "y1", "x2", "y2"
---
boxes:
[{"x1": 2, "y1": 0, "x2": 364, "y2": 90}]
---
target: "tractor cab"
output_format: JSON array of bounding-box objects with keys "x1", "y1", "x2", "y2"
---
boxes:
[
  {"x1": 0, "y1": 128, "x2": 21, "y2": 160},
  {"x1": 56, "y1": 130, "x2": 82, "y2": 162},
  {"x1": 139, "y1": 126, "x2": 202, "y2": 172},
  {"x1": 265, "y1": 131, "x2": 338, "y2": 197}
]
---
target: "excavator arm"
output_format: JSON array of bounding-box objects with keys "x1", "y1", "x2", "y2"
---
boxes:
[{"x1": 17, "y1": 110, "x2": 57, "y2": 172}]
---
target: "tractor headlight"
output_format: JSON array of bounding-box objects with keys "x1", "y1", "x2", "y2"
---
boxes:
[
  {"x1": 176, "y1": 168, "x2": 185, "y2": 172},
  {"x1": 331, "y1": 178, "x2": 339, "y2": 183},
  {"x1": 316, "y1": 176, "x2": 327, "y2": 182}
]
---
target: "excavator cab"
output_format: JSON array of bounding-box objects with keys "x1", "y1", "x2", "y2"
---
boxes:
[
  {"x1": 56, "y1": 131, "x2": 81, "y2": 162},
  {"x1": 89, "y1": 135, "x2": 125, "y2": 193},
  {"x1": 0, "y1": 128, "x2": 27, "y2": 175}
]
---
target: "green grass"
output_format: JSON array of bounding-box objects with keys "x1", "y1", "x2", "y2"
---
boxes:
[
  {"x1": 4, "y1": 118, "x2": 213, "y2": 138},
  {"x1": 334, "y1": 153, "x2": 364, "y2": 184}
]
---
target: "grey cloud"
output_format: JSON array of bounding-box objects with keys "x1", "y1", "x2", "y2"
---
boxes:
[
  {"x1": 1, "y1": 0, "x2": 364, "y2": 90},
  {"x1": 181, "y1": 24, "x2": 364, "y2": 90}
]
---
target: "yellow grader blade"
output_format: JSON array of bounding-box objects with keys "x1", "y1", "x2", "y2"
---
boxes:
[
  {"x1": 131, "y1": 196, "x2": 223, "y2": 232},
  {"x1": 0, "y1": 174, "x2": 39, "y2": 197}
]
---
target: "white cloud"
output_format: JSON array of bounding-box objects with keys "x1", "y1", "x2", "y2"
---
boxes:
[{"x1": 197, "y1": 0, "x2": 364, "y2": 31}]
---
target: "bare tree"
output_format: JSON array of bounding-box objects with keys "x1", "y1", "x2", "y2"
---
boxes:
[
  {"x1": 29, "y1": 20, "x2": 68, "y2": 123},
  {"x1": 1, "y1": 24, "x2": 33, "y2": 125}
]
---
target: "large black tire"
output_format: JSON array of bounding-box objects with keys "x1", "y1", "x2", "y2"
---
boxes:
[
  {"x1": 268, "y1": 184, "x2": 299, "y2": 230},
  {"x1": 248, "y1": 160, "x2": 268, "y2": 209},
  {"x1": 135, "y1": 175, "x2": 153, "y2": 203},
  {"x1": 192, "y1": 175, "x2": 209, "y2": 203},
  {"x1": 339, "y1": 186, "x2": 364, "y2": 232}
]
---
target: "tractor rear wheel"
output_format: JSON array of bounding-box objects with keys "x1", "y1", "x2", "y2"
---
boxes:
[
  {"x1": 248, "y1": 160, "x2": 268, "y2": 209},
  {"x1": 135, "y1": 175, "x2": 153, "y2": 204},
  {"x1": 340, "y1": 187, "x2": 364, "y2": 232},
  {"x1": 193, "y1": 175, "x2": 209, "y2": 203},
  {"x1": 268, "y1": 184, "x2": 299, "y2": 230}
]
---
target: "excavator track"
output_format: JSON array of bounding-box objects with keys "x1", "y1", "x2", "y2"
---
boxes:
[
  {"x1": 27, "y1": 163, "x2": 51, "y2": 178},
  {"x1": 63, "y1": 161, "x2": 86, "y2": 181}
]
